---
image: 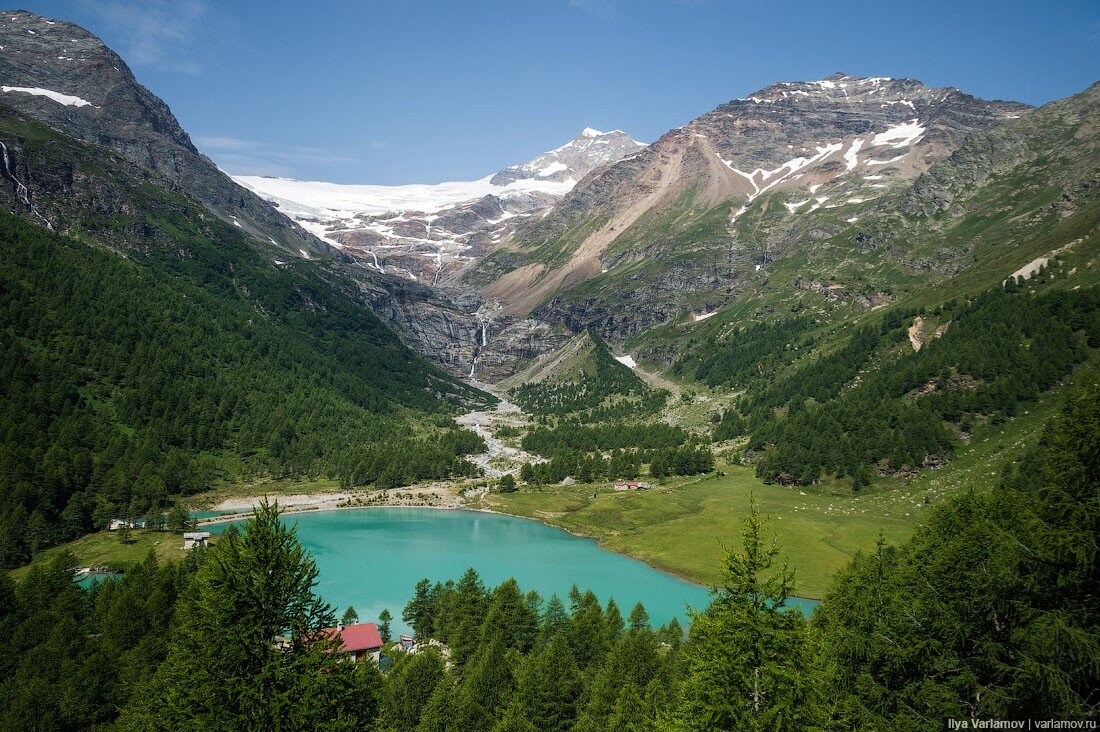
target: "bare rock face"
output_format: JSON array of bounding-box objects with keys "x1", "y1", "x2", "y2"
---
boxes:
[{"x1": 0, "y1": 10, "x2": 328, "y2": 258}]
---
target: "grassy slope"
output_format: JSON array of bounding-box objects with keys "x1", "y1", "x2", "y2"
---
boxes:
[
  {"x1": 481, "y1": 362, "x2": 1092, "y2": 598},
  {"x1": 10, "y1": 530, "x2": 189, "y2": 580}
]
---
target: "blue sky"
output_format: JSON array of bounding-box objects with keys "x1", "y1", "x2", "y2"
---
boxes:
[{"x1": 22, "y1": 0, "x2": 1100, "y2": 184}]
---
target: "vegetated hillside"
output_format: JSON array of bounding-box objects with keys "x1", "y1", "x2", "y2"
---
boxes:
[
  {"x1": 652, "y1": 82, "x2": 1100, "y2": 490},
  {"x1": 508, "y1": 331, "x2": 664, "y2": 419},
  {"x1": 702, "y1": 283, "x2": 1097, "y2": 487},
  {"x1": 505, "y1": 332, "x2": 712, "y2": 485},
  {"x1": 0, "y1": 110, "x2": 490, "y2": 568}
]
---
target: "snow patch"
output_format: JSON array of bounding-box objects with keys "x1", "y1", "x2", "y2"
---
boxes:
[
  {"x1": 843, "y1": 138, "x2": 864, "y2": 171},
  {"x1": 866, "y1": 153, "x2": 908, "y2": 166},
  {"x1": 2, "y1": 85, "x2": 93, "y2": 107},
  {"x1": 871, "y1": 119, "x2": 924, "y2": 149},
  {"x1": 614, "y1": 355, "x2": 637, "y2": 369},
  {"x1": 719, "y1": 143, "x2": 841, "y2": 204},
  {"x1": 693, "y1": 311, "x2": 717, "y2": 322},
  {"x1": 298, "y1": 249, "x2": 311, "y2": 259},
  {"x1": 537, "y1": 161, "x2": 568, "y2": 177}
]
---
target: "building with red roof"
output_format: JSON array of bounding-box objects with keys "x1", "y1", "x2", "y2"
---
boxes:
[{"x1": 322, "y1": 622, "x2": 384, "y2": 663}]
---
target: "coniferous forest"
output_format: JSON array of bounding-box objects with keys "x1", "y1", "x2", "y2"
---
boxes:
[
  {"x1": 2, "y1": 383, "x2": 1095, "y2": 729},
  {"x1": 2, "y1": 6, "x2": 1098, "y2": 730}
]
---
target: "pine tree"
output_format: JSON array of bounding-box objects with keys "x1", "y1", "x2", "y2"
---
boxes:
[
  {"x1": 607, "y1": 682, "x2": 652, "y2": 732},
  {"x1": 506, "y1": 634, "x2": 582, "y2": 732},
  {"x1": 416, "y1": 679, "x2": 455, "y2": 732},
  {"x1": 117, "y1": 500, "x2": 379, "y2": 730},
  {"x1": 675, "y1": 497, "x2": 820, "y2": 731},
  {"x1": 341, "y1": 605, "x2": 359, "y2": 626},
  {"x1": 404, "y1": 578, "x2": 434, "y2": 639},
  {"x1": 383, "y1": 650, "x2": 447, "y2": 732},
  {"x1": 453, "y1": 635, "x2": 516, "y2": 730},
  {"x1": 605, "y1": 598, "x2": 624, "y2": 639},
  {"x1": 541, "y1": 594, "x2": 569, "y2": 640},
  {"x1": 378, "y1": 608, "x2": 393, "y2": 642}
]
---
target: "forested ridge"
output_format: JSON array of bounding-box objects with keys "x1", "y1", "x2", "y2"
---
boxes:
[
  {"x1": 0, "y1": 205, "x2": 485, "y2": 568},
  {"x1": 511, "y1": 333, "x2": 667, "y2": 419},
  {"x1": 3, "y1": 381, "x2": 1095, "y2": 729},
  {"x1": 509, "y1": 333, "x2": 713, "y2": 485},
  {"x1": 680, "y1": 275, "x2": 1098, "y2": 488}
]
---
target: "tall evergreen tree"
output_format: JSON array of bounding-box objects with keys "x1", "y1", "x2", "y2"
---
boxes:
[
  {"x1": 378, "y1": 608, "x2": 393, "y2": 643},
  {"x1": 117, "y1": 501, "x2": 380, "y2": 730},
  {"x1": 676, "y1": 498, "x2": 819, "y2": 731}
]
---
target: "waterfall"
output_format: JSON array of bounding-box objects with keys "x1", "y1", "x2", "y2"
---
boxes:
[
  {"x1": 0, "y1": 140, "x2": 53, "y2": 230},
  {"x1": 469, "y1": 322, "x2": 490, "y2": 381},
  {"x1": 369, "y1": 249, "x2": 384, "y2": 273}
]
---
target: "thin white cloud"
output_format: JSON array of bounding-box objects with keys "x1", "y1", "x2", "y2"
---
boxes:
[
  {"x1": 195, "y1": 135, "x2": 362, "y2": 176},
  {"x1": 76, "y1": 0, "x2": 207, "y2": 74}
]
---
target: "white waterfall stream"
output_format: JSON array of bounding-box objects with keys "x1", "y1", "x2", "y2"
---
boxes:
[{"x1": 0, "y1": 140, "x2": 53, "y2": 230}]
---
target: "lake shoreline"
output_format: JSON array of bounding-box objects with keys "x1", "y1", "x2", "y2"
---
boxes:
[{"x1": 198, "y1": 499, "x2": 824, "y2": 605}]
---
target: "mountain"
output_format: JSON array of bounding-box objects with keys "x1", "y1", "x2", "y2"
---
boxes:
[
  {"x1": 0, "y1": 9, "x2": 583, "y2": 382},
  {"x1": 234, "y1": 128, "x2": 646, "y2": 284},
  {"x1": 0, "y1": 10, "x2": 328, "y2": 257},
  {"x1": 0, "y1": 17, "x2": 495, "y2": 567},
  {"x1": 470, "y1": 73, "x2": 1032, "y2": 323}
]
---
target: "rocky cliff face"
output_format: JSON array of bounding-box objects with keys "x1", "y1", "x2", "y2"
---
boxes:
[
  {"x1": 0, "y1": 10, "x2": 568, "y2": 381},
  {"x1": 0, "y1": 10, "x2": 328, "y2": 258}
]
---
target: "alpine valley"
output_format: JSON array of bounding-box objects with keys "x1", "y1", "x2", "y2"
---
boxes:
[{"x1": 1, "y1": 6, "x2": 1097, "y2": 731}]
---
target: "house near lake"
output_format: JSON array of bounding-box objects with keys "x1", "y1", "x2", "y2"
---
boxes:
[{"x1": 322, "y1": 622, "x2": 384, "y2": 663}]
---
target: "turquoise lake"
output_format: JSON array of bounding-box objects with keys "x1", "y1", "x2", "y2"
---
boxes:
[{"x1": 211, "y1": 508, "x2": 818, "y2": 633}]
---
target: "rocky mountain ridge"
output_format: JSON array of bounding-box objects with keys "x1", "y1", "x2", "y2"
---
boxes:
[
  {"x1": 0, "y1": 10, "x2": 328, "y2": 258},
  {"x1": 475, "y1": 73, "x2": 1032, "y2": 318}
]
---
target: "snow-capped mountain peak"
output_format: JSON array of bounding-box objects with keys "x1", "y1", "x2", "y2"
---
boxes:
[{"x1": 490, "y1": 128, "x2": 646, "y2": 186}]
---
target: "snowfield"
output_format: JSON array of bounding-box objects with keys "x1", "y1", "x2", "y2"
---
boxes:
[{"x1": 234, "y1": 174, "x2": 578, "y2": 220}]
